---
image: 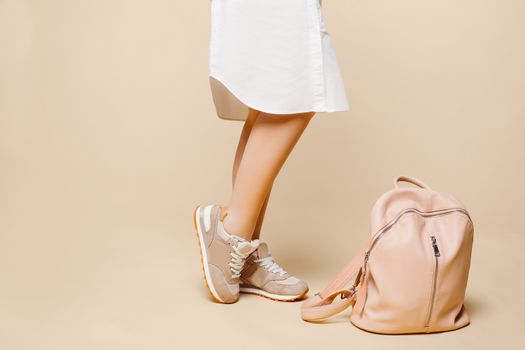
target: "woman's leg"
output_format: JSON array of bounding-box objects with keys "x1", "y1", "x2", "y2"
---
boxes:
[
  {"x1": 221, "y1": 107, "x2": 273, "y2": 241},
  {"x1": 250, "y1": 187, "x2": 271, "y2": 241},
  {"x1": 221, "y1": 109, "x2": 315, "y2": 240}
]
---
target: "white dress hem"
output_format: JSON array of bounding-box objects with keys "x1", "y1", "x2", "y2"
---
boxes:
[
  {"x1": 208, "y1": 0, "x2": 350, "y2": 122},
  {"x1": 210, "y1": 72, "x2": 350, "y2": 121}
]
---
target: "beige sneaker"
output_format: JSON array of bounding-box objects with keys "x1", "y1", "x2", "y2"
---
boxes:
[
  {"x1": 239, "y1": 242, "x2": 309, "y2": 301},
  {"x1": 193, "y1": 204, "x2": 259, "y2": 303}
]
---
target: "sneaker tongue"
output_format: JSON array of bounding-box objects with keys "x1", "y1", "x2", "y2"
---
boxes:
[
  {"x1": 236, "y1": 239, "x2": 260, "y2": 256},
  {"x1": 256, "y1": 242, "x2": 270, "y2": 258}
]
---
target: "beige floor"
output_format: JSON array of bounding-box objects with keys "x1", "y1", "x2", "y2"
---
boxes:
[{"x1": 1, "y1": 199, "x2": 524, "y2": 349}]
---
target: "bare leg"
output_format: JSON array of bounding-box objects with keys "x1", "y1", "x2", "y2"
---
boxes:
[
  {"x1": 250, "y1": 187, "x2": 271, "y2": 241},
  {"x1": 221, "y1": 109, "x2": 315, "y2": 240},
  {"x1": 220, "y1": 108, "x2": 273, "y2": 240}
]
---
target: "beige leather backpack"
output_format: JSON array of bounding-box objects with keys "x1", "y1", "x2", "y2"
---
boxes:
[{"x1": 301, "y1": 175, "x2": 474, "y2": 334}]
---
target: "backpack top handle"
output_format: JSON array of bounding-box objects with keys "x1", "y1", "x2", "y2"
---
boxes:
[{"x1": 393, "y1": 175, "x2": 433, "y2": 190}]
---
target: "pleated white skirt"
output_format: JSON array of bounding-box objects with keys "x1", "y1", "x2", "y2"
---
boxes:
[{"x1": 208, "y1": 0, "x2": 350, "y2": 121}]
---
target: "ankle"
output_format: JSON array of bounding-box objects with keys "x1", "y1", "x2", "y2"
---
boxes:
[{"x1": 221, "y1": 214, "x2": 253, "y2": 241}]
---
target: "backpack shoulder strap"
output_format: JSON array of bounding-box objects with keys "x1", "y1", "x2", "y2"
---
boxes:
[{"x1": 300, "y1": 246, "x2": 366, "y2": 321}]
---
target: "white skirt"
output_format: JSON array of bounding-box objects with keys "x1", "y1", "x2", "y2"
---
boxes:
[{"x1": 208, "y1": 0, "x2": 350, "y2": 121}]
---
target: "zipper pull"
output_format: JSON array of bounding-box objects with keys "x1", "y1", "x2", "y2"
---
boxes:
[
  {"x1": 362, "y1": 251, "x2": 370, "y2": 278},
  {"x1": 431, "y1": 235, "x2": 441, "y2": 257}
]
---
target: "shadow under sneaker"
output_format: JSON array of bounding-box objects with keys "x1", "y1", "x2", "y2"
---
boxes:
[
  {"x1": 193, "y1": 204, "x2": 259, "y2": 303},
  {"x1": 239, "y1": 242, "x2": 309, "y2": 301}
]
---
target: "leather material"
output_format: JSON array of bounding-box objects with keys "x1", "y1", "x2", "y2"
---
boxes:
[{"x1": 301, "y1": 175, "x2": 474, "y2": 334}]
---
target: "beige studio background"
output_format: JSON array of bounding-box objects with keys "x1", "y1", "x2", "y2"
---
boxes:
[{"x1": 1, "y1": 0, "x2": 524, "y2": 349}]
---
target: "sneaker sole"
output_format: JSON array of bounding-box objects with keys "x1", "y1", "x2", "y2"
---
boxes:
[
  {"x1": 239, "y1": 286, "x2": 309, "y2": 302},
  {"x1": 193, "y1": 204, "x2": 228, "y2": 303}
]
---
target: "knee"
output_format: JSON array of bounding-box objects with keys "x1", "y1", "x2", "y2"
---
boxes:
[
  {"x1": 300, "y1": 111, "x2": 316, "y2": 121},
  {"x1": 290, "y1": 111, "x2": 315, "y2": 125}
]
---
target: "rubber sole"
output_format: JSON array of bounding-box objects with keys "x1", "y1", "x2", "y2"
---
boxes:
[
  {"x1": 193, "y1": 204, "x2": 231, "y2": 303},
  {"x1": 240, "y1": 286, "x2": 309, "y2": 302}
]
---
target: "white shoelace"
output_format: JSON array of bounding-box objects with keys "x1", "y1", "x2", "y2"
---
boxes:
[
  {"x1": 228, "y1": 244, "x2": 253, "y2": 279},
  {"x1": 254, "y1": 256, "x2": 287, "y2": 276}
]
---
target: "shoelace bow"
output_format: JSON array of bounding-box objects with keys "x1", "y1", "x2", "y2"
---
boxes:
[{"x1": 254, "y1": 256, "x2": 287, "y2": 276}]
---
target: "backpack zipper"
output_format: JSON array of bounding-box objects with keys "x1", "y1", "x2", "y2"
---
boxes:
[
  {"x1": 425, "y1": 235, "x2": 440, "y2": 328},
  {"x1": 361, "y1": 208, "x2": 470, "y2": 284}
]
